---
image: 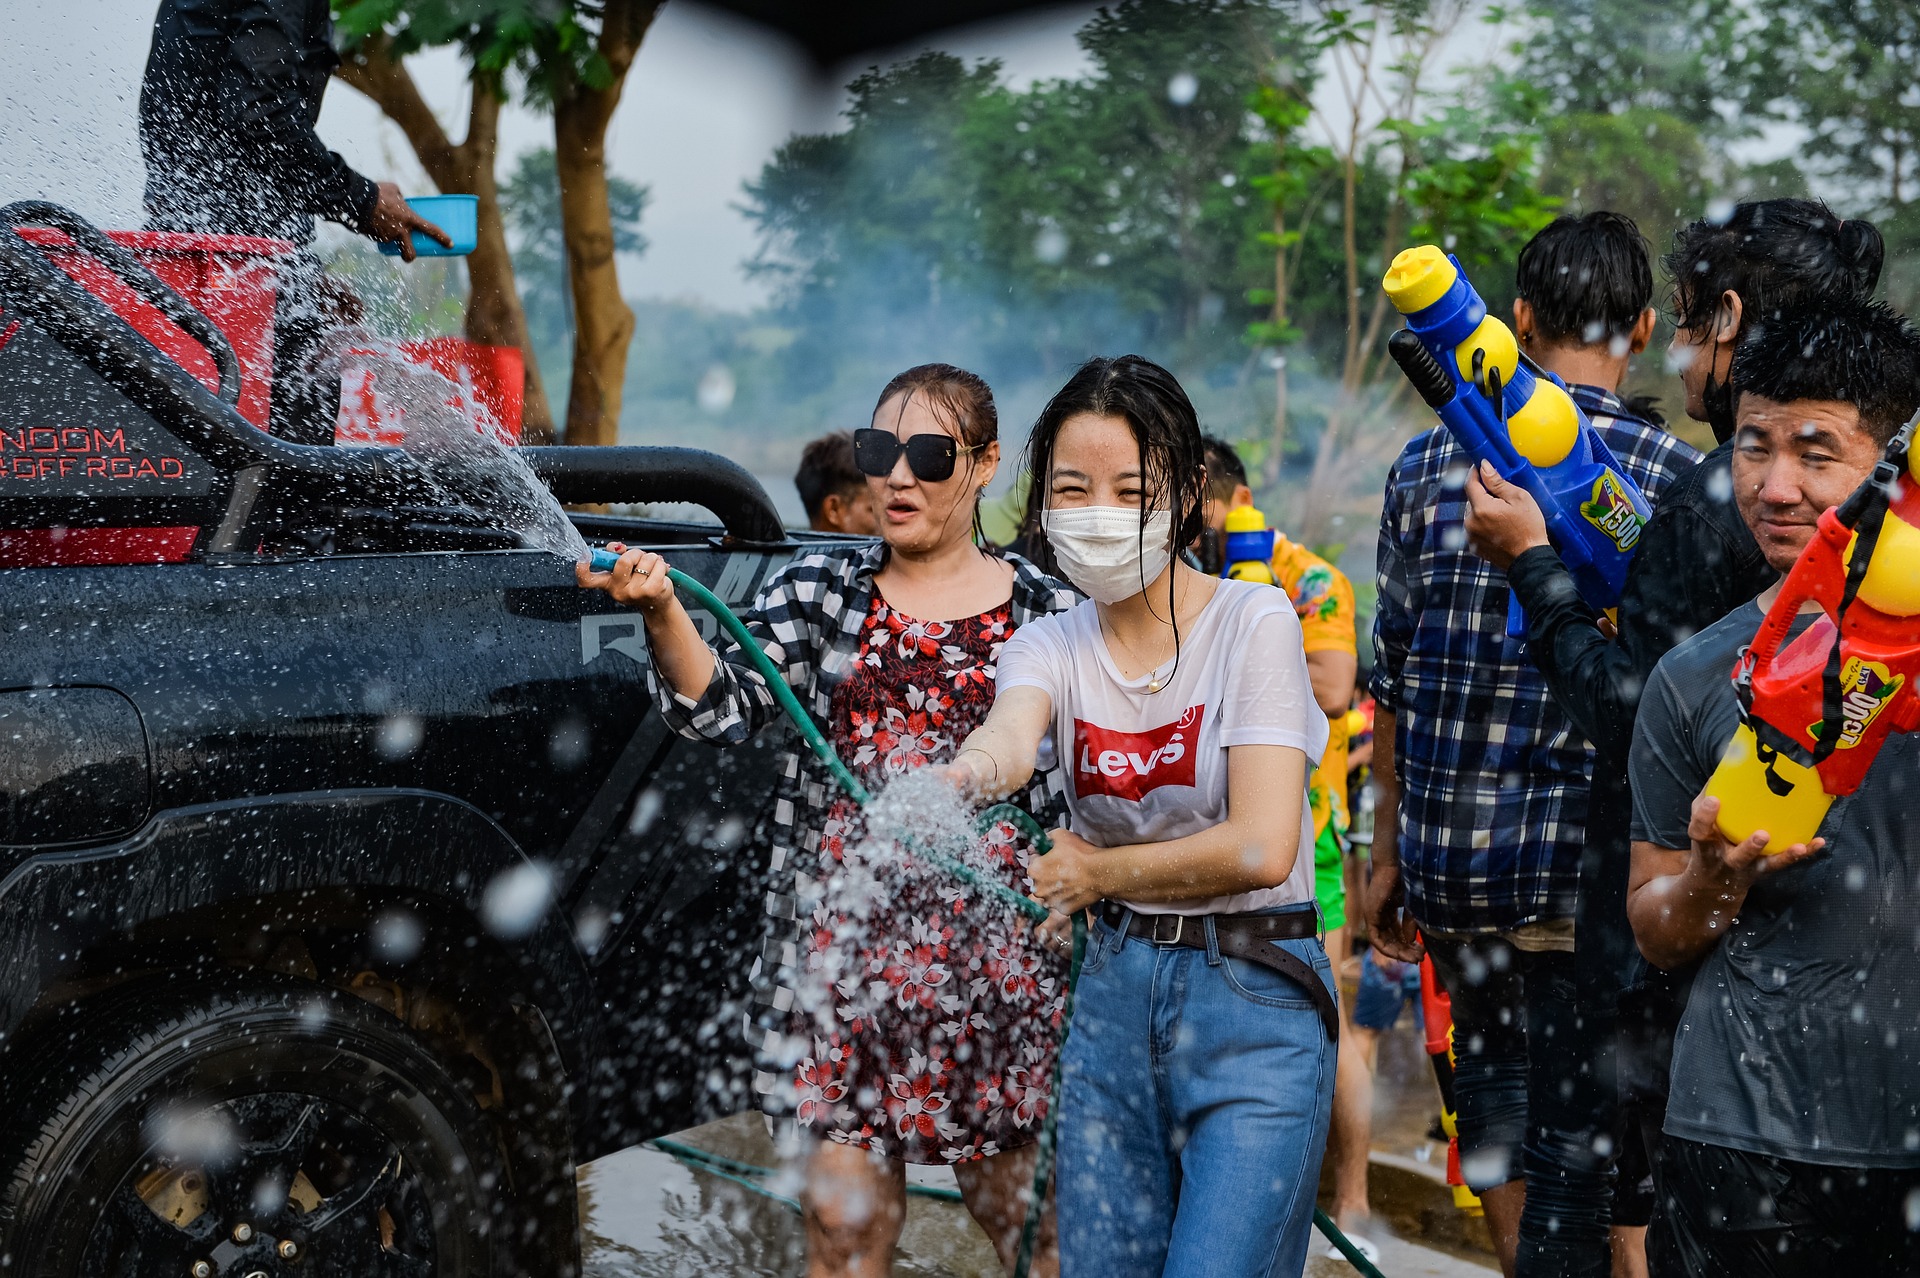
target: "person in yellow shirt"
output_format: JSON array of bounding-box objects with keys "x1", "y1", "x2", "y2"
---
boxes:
[{"x1": 1201, "y1": 436, "x2": 1378, "y2": 1261}]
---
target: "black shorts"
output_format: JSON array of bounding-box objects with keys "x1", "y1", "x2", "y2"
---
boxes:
[
  {"x1": 1650, "y1": 1135, "x2": 1920, "y2": 1276},
  {"x1": 1611, "y1": 981, "x2": 1680, "y2": 1228}
]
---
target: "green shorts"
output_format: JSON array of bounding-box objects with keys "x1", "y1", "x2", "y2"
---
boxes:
[{"x1": 1312, "y1": 821, "x2": 1346, "y2": 931}]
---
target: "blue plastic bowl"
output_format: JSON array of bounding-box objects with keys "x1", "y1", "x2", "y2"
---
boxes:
[{"x1": 379, "y1": 193, "x2": 477, "y2": 258}]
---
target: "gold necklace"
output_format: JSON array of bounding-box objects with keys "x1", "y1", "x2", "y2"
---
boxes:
[{"x1": 1101, "y1": 613, "x2": 1178, "y2": 693}]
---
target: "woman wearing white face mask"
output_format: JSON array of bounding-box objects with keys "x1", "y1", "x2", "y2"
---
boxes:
[{"x1": 949, "y1": 355, "x2": 1335, "y2": 1277}]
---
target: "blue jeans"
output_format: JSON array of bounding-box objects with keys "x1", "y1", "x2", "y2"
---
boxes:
[{"x1": 1057, "y1": 908, "x2": 1335, "y2": 1278}]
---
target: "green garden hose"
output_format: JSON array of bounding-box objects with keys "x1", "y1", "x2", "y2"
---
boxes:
[
  {"x1": 649, "y1": 565, "x2": 1381, "y2": 1278},
  {"x1": 667, "y1": 567, "x2": 1052, "y2": 924}
]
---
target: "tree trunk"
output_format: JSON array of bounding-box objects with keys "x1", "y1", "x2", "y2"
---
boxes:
[
  {"x1": 460, "y1": 84, "x2": 557, "y2": 443},
  {"x1": 550, "y1": 0, "x2": 662, "y2": 447},
  {"x1": 334, "y1": 38, "x2": 556, "y2": 442}
]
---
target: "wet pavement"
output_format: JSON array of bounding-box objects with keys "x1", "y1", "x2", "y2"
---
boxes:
[{"x1": 578, "y1": 1000, "x2": 1496, "y2": 1276}]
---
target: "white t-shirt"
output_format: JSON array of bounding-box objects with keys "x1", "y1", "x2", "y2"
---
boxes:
[{"x1": 996, "y1": 577, "x2": 1328, "y2": 916}]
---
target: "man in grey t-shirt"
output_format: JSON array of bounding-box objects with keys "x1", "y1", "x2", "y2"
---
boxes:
[{"x1": 1628, "y1": 300, "x2": 1920, "y2": 1275}]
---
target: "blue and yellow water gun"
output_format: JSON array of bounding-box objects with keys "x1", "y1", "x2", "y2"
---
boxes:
[
  {"x1": 1221, "y1": 505, "x2": 1279, "y2": 584},
  {"x1": 1382, "y1": 245, "x2": 1652, "y2": 637}
]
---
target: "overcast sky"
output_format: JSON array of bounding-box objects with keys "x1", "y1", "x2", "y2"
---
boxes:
[{"x1": 0, "y1": 0, "x2": 1095, "y2": 311}]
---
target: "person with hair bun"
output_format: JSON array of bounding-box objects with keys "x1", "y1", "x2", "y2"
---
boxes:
[
  {"x1": 581, "y1": 364, "x2": 1077, "y2": 1278},
  {"x1": 1461, "y1": 199, "x2": 1888, "y2": 1276},
  {"x1": 1666, "y1": 199, "x2": 1885, "y2": 442},
  {"x1": 950, "y1": 355, "x2": 1336, "y2": 1276}
]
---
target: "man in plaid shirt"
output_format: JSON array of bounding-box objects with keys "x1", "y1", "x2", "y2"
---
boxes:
[{"x1": 1366, "y1": 214, "x2": 1701, "y2": 1278}]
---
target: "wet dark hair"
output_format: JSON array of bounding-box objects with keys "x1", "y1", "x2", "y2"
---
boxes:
[
  {"x1": 871, "y1": 362, "x2": 999, "y2": 547},
  {"x1": 794, "y1": 430, "x2": 863, "y2": 521},
  {"x1": 1514, "y1": 211, "x2": 1654, "y2": 346},
  {"x1": 1666, "y1": 199, "x2": 1883, "y2": 335},
  {"x1": 1023, "y1": 355, "x2": 1210, "y2": 556},
  {"x1": 1201, "y1": 434, "x2": 1248, "y2": 503},
  {"x1": 1732, "y1": 299, "x2": 1920, "y2": 447}
]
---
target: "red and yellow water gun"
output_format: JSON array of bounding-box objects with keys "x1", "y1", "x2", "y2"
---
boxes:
[
  {"x1": 1705, "y1": 413, "x2": 1920, "y2": 851},
  {"x1": 1416, "y1": 952, "x2": 1482, "y2": 1215}
]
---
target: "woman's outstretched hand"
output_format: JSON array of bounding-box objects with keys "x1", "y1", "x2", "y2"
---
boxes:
[
  {"x1": 576, "y1": 542, "x2": 716, "y2": 699},
  {"x1": 1030, "y1": 828, "x2": 1105, "y2": 919},
  {"x1": 576, "y1": 542, "x2": 678, "y2": 615}
]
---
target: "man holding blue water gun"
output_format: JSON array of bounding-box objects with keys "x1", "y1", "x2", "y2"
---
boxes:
[
  {"x1": 140, "y1": 0, "x2": 451, "y2": 442},
  {"x1": 1459, "y1": 199, "x2": 1885, "y2": 1275},
  {"x1": 1367, "y1": 212, "x2": 1699, "y2": 1278}
]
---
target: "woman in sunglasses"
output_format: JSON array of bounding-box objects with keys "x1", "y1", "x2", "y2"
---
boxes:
[{"x1": 580, "y1": 363, "x2": 1077, "y2": 1278}]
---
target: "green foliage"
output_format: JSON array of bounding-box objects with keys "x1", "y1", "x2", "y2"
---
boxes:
[
  {"x1": 1757, "y1": 0, "x2": 1920, "y2": 311},
  {"x1": 1538, "y1": 108, "x2": 1714, "y2": 233},
  {"x1": 332, "y1": 0, "x2": 569, "y2": 87},
  {"x1": 1519, "y1": 0, "x2": 1776, "y2": 139},
  {"x1": 1760, "y1": 1, "x2": 1920, "y2": 214},
  {"x1": 1395, "y1": 74, "x2": 1561, "y2": 288},
  {"x1": 1241, "y1": 73, "x2": 1333, "y2": 349}
]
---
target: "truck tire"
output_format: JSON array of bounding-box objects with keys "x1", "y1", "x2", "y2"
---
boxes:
[{"x1": 0, "y1": 978, "x2": 512, "y2": 1277}]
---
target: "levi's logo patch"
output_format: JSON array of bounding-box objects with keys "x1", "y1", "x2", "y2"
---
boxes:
[{"x1": 1073, "y1": 706, "x2": 1203, "y2": 801}]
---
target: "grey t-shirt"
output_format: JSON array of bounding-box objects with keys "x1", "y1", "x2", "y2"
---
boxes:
[{"x1": 1631, "y1": 601, "x2": 1920, "y2": 1168}]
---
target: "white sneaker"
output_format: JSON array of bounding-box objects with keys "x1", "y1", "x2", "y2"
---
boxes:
[{"x1": 1325, "y1": 1230, "x2": 1381, "y2": 1266}]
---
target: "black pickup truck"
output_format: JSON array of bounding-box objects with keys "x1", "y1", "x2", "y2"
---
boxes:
[{"x1": 0, "y1": 203, "x2": 814, "y2": 1277}]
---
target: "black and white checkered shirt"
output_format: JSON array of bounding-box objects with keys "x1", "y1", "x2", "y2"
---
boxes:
[{"x1": 646, "y1": 540, "x2": 1080, "y2": 1103}]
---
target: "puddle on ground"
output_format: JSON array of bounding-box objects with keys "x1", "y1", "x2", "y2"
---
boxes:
[{"x1": 579, "y1": 1114, "x2": 1003, "y2": 1278}]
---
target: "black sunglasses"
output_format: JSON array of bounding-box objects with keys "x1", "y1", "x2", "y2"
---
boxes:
[{"x1": 852, "y1": 428, "x2": 978, "y2": 483}]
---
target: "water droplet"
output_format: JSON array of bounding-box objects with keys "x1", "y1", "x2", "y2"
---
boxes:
[
  {"x1": 376, "y1": 714, "x2": 423, "y2": 760},
  {"x1": 483, "y1": 861, "x2": 555, "y2": 938},
  {"x1": 697, "y1": 363, "x2": 736, "y2": 414},
  {"x1": 1033, "y1": 225, "x2": 1068, "y2": 265}
]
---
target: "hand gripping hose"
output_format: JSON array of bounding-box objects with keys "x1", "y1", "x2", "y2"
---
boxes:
[{"x1": 626, "y1": 561, "x2": 1382, "y2": 1278}]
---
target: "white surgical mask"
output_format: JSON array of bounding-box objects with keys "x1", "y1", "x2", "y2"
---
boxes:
[{"x1": 1043, "y1": 506, "x2": 1174, "y2": 604}]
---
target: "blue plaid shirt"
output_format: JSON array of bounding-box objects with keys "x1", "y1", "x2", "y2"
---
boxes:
[{"x1": 1370, "y1": 386, "x2": 1702, "y2": 934}]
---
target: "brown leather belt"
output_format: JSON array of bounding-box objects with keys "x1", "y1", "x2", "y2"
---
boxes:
[{"x1": 1096, "y1": 901, "x2": 1338, "y2": 1043}]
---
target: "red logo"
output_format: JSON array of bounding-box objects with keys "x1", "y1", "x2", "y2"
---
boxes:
[{"x1": 1073, "y1": 706, "x2": 1204, "y2": 801}]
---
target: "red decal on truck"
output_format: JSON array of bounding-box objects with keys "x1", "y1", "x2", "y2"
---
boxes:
[{"x1": 0, "y1": 427, "x2": 187, "y2": 483}]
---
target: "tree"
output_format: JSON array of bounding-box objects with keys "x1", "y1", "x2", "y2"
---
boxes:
[
  {"x1": 1762, "y1": 0, "x2": 1920, "y2": 308},
  {"x1": 1060, "y1": 0, "x2": 1307, "y2": 342},
  {"x1": 1521, "y1": 0, "x2": 1775, "y2": 136},
  {"x1": 1521, "y1": 0, "x2": 1778, "y2": 247},
  {"x1": 1244, "y1": 73, "x2": 1332, "y2": 484},
  {"x1": 500, "y1": 147, "x2": 649, "y2": 390},
  {"x1": 1236, "y1": 1, "x2": 1558, "y2": 540},
  {"x1": 333, "y1": 0, "x2": 558, "y2": 441},
  {"x1": 739, "y1": 0, "x2": 1558, "y2": 540},
  {"x1": 337, "y1": 0, "x2": 664, "y2": 446},
  {"x1": 526, "y1": 0, "x2": 665, "y2": 447}
]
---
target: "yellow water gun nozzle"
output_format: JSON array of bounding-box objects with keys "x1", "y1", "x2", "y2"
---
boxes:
[
  {"x1": 1383, "y1": 245, "x2": 1457, "y2": 314},
  {"x1": 1223, "y1": 505, "x2": 1269, "y2": 534}
]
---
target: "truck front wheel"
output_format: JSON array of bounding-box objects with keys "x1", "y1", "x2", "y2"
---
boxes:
[{"x1": 0, "y1": 979, "x2": 508, "y2": 1277}]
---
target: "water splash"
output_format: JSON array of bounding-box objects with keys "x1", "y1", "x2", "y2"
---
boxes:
[
  {"x1": 791, "y1": 768, "x2": 1044, "y2": 1043},
  {"x1": 327, "y1": 330, "x2": 589, "y2": 561}
]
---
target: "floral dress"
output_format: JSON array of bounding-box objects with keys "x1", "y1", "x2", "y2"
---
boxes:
[
  {"x1": 793, "y1": 596, "x2": 1067, "y2": 1163},
  {"x1": 644, "y1": 544, "x2": 1078, "y2": 1146}
]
